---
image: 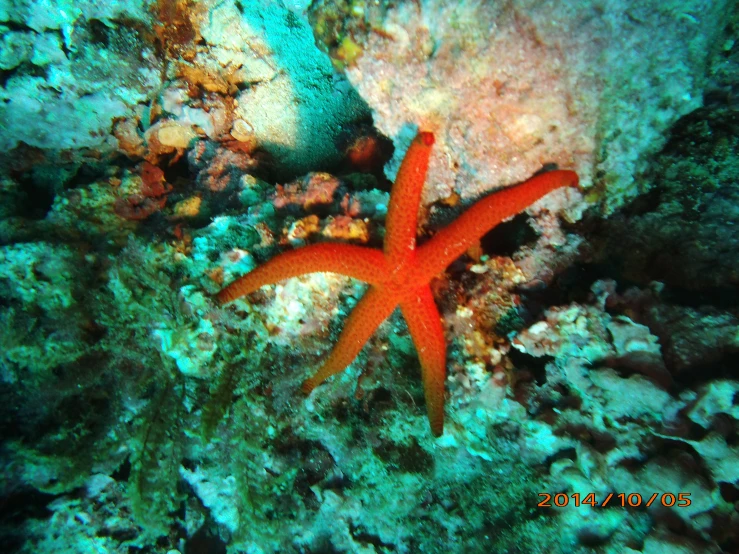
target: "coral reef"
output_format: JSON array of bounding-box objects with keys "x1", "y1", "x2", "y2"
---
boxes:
[{"x1": 0, "y1": 0, "x2": 737, "y2": 553}]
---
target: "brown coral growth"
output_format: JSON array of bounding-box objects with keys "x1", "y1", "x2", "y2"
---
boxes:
[
  {"x1": 272, "y1": 173, "x2": 340, "y2": 211},
  {"x1": 114, "y1": 162, "x2": 172, "y2": 221},
  {"x1": 152, "y1": 0, "x2": 202, "y2": 61}
]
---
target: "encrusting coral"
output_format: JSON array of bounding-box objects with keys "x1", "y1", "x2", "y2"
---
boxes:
[{"x1": 218, "y1": 131, "x2": 578, "y2": 435}]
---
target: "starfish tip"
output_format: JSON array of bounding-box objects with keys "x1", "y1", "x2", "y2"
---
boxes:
[
  {"x1": 419, "y1": 131, "x2": 435, "y2": 146},
  {"x1": 566, "y1": 170, "x2": 580, "y2": 189},
  {"x1": 301, "y1": 379, "x2": 316, "y2": 394},
  {"x1": 215, "y1": 291, "x2": 230, "y2": 305}
]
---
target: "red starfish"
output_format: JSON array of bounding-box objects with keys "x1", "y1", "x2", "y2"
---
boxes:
[{"x1": 218, "y1": 132, "x2": 578, "y2": 436}]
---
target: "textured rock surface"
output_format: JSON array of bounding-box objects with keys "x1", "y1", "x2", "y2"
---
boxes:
[
  {"x1": 589, "y1": 106, "x2": 739, "y2": 290},
  {"x1": 0, "y1": 0, "x2": 369, "y2": 177},
  {"x1": 344, "y1": 0, "x2": 730, "y2": 214},
  {"x1": 199, "y1": 0, "x2": 371, "y2": 176},
  {"x1": 0, "y1": 0, "x2": 157, "y2": 151}
]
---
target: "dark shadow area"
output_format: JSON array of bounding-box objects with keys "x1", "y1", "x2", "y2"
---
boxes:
[
  {"x1": 185, "y1": 524, "x2": 228, "y2": 554},
  {"x1": 480, "y1": 212, "x2": 538, "y2": 258},
  {"x1": 508, "y1": 348, "x2": 552, "y2": 386},
  {"x1": 0, "y1": 486, "x2": 58, "y2": 552}
]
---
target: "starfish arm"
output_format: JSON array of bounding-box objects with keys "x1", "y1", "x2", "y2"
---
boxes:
[
  {"x1": 415, "y1": 169, "x2": 579, "y2": 281},
  {"x1": 384, "y1": 132, "x2": 435, "y2": 267},
  {"x1": 302, "y1": 285, "x2": 398, "y2": 393},
  {"x1": 399, "y1": 284, "x2": 447, "y2": 437},
  {"x1": 217, "y1": 243, "x2": 389, "y2": 304}
]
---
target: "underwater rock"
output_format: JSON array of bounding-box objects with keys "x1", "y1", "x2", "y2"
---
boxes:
[
  {"x1": 198, "y1": 0, "x2": 371, "y2": 177},
  {"x1": 0, "y1": 0, "x2": 370, "y2": 182},
  {"x1": 605, "y1": 315, "x2": 671, "y2": 387},
  {"x1": 646, "y1": 303, "x2": 739, "y2": 377},
  {"x1": 0, "y1": 0, "x2": 158, "y2": 152},
  {"x1": 687, "y1": 380, "x2": 739, "y2": 430},
  {"x1": 342, "y1": 0, "x2": 731, "y2": 214},
  {"x1": 589, "y1": 106, "x2": 739, "y2": 291}
]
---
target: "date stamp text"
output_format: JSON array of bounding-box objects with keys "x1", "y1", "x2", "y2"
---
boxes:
[{"x1": 537, "y1": 492, "x2": 692, "y2": 508}]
